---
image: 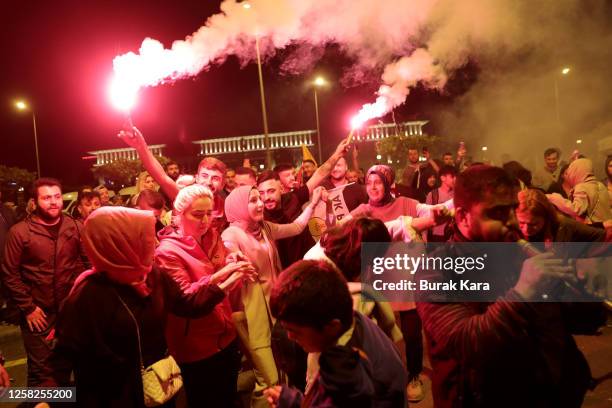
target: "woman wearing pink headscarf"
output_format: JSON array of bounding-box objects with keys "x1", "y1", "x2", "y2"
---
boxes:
[
  {"x1": 47, "y1": 207, "x2": 245, "y2": 407},
  {"x1": 221, "y1": 185, "x2": 322, "y2": 406}
]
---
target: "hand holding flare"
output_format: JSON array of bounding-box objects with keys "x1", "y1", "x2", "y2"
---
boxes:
[{"x1": 117, "y1": 122, "x2": 147, "y2": 150}]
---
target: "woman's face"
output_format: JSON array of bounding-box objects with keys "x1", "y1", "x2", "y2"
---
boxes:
[
  {"x1": 427, "y1": 174, "x2": 437, "y2": 188},
  {"x1": 516, "y1": 210, "x2": 545, "y2": 239},
  {"x1": 248, "y1": 189, "x2": 264, "y2": 223},
  {"x1": 366, "y1": 174, "x2": 385, "y2": 204},
  {"x1": 180, "y1": 196, "x2": 213, "y2": 239},
  {"x1": 143, "y1": 176, "x2": 156, "y2": 191},
  {"x1": 560, "y1": 167, "x2": 569, "y2": 184}
]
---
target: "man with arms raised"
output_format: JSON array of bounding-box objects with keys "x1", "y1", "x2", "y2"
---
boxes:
[
  {"x1": 320, "y1": 154, "x2": 368, "y2": 214},
  {"x1": 118, "y1": 126, "x2": 228, "y2": 229},
  {"x1": 258, "y1": 138, "x2": 350, "y2": 268}
]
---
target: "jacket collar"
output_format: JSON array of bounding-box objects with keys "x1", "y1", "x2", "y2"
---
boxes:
[{"x1": 26, "y1": 215, "x2": 77, "y2": 239}]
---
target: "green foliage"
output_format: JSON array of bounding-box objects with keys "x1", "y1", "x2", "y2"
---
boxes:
[
  {"x1": 0, "y1": 165, "x2": 36, "y2": 187},
  {"x1": 377, "y1": 133, "x2": 439, "y2": 164},
  {"x1": 91, "y1": 156, "x2": 170, "y2": 186}
]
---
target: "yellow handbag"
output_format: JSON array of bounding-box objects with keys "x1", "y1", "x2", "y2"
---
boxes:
[
  {"x1": 115, "y1": 291, "x2": 183, "y2": 407},
  {"x1": 141, "y1": 355, "x2": 183, "y2": 407}
]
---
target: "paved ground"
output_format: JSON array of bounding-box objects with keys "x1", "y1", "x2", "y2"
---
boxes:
[
  {"x1": 1, "y1": 317, "x2": 611, "y2": 407},
  {"x1": 408, "y1": 316, "x2": 612, "y2": 408}
]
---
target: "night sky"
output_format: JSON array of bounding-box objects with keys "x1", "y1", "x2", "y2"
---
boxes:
[
  {"x1": 4, "y1": 1, "x2": 609, "y2": 189},
  {"x1": 0, "y1": 1, "x2": 445, "y2": 188}
]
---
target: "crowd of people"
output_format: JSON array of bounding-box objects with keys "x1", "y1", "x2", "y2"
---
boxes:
[{"x1": 0, "y1": 125, "x2": 610, "y2": 407}]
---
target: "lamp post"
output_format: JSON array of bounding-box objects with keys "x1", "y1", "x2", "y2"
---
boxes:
[
  {"x1": 254, "y1": 36, "x2": 272, "y2": 169},
  {"x1": 312, "y1": 76, "x2": 327, "y2": 164},
  {"x1": 243, "y1": 1, "x2": 272, "y2": 169},
  {"x1": 15, "y1": 100, "x2": 41, "y2": 177},
  {"x1": 554, "y1": 67, "x2": 571, "y2": 125}
]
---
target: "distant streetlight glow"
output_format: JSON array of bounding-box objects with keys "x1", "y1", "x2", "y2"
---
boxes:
[
  {"x1": 555, "y1": 66, "x2": 571, "y2": 124},
  {"x1": 311, "y1": 75, "x2": 328, "y2": 164},
  {"x1": 13, "y1": 99, "x2": 41, "y2": 176},
  {"x1": 576, "y1": 139, "x2": 582, "y2": 144},
  {"x1": 376, "y1": 154, "x2": 382, "y2": 160},
  {"x1": 242, "y1": 2, "x2": 251, "y2": 9},
  {"x1": 482, "y1": 146, "x2": 488, "y2": 151}
]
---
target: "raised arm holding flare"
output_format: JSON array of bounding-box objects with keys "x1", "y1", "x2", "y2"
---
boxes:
[
  {"x1": 305, "y1": 138, "x2": 351, "y2": 194},
  {"x1": 118, "y1": 126, "x2": 180, "y2": 201}
]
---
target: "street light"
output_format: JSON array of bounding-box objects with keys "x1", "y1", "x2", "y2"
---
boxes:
[
  {"x1": 14, "y1": 100, "x2": 41, "y2": 177},
  {"x1": 242, "y1": 1, "x2": 272, "y2": 168},
  {"x1": 312, "y1": 76, "x2": 328, "y2": 163},
  {"x1": 554, "y1": 66, "x2": 571, "y2": 124}
]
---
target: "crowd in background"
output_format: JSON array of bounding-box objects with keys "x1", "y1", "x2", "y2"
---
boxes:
[{"x1": 0, "y1": 125, "x2": 610, "y2": 408}]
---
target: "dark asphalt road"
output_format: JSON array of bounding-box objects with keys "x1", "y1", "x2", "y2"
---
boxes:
[{"x1": 1, "y1": 318, "x2": 611, "y2": 407}]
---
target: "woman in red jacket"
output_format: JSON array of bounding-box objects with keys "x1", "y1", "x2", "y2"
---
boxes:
[{"x1": 155, "y1": 184, "x2": 255, "y2": 408}]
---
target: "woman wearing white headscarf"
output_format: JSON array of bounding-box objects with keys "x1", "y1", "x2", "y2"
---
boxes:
[
  {"x1": 47, "y1": 207, "x2": 245, "y2": 407},
  {"x1": 221, "y1": 185, "x2": 321, "y2": 406},
  {"x1": 156, "y1": 185, "x2": 255, "y2": 408},
  {"x1": 547, "y1": 158, "x2": 611, "y2": 226}
]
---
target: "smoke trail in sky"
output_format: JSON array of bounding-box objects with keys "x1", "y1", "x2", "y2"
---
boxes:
[{"x1": 110, "y1": 0, "x2": 584, "y2": 125}]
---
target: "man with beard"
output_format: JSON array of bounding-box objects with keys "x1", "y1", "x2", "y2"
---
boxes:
[
  {"x1": 401, "y1": 147, "x2": 440, "y2": 200},
  {"x1": 532, "y1": 147, "x2": 563, "y2": 192},
  {"x1": 320, "y1": 156, "x2": 368, "y2": 212},
  {"x1": 118, "y1": 126, "x2": 229, "y2": 229},
  {"x1": 417, "y1": 165, "x2": 606, "y2": 408},
  {"x1": 300, "y1": 159, "x2": 317, "y2": 184},
  {"x1": 258, "y1": 138, "x2": 351, "y2": 268},
  {"x1": 165, "y1": 160, "x2": 181, "y2": 181},
  {"x1": 1, "y1": 178, "x2": 87, "y2": 386}
]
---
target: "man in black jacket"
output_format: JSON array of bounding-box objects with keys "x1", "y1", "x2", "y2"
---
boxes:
[
  {"x1": 1, "y1": 178, "x2": 87, "y2": 386},
  {"x1": 417, "y1": 165, "x2": 606, "y2": 408}
]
